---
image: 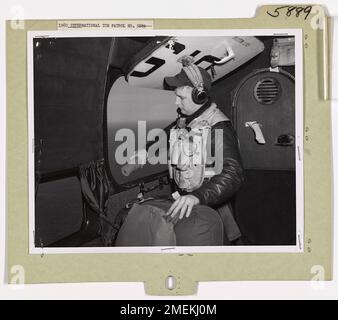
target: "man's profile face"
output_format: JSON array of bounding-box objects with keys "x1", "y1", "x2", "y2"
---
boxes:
[{"x1": 175, "y1": 86, "x2": 201, "y2": 116}]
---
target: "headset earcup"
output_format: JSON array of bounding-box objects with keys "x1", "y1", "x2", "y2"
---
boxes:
[{"x1": 192, "y1": 87, "x2": 208, "y2": 104}]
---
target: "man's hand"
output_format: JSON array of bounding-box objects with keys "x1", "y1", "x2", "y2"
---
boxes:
[{"x1": 166, "y1": 195, "x2": 200, "y2": 221}]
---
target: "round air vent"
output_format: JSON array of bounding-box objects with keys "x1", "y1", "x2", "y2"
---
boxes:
[{"x1": 254, "y1": 77, "x2": 281, "y2": 105}]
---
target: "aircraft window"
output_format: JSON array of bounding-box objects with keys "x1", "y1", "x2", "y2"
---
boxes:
[{"x1": 106, "y1": 77, "x2": 177, "y2": 185}]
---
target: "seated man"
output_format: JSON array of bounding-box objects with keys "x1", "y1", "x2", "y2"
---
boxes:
[{"x1": 121, "y1": 58, "x2": 244, "y2": 246}]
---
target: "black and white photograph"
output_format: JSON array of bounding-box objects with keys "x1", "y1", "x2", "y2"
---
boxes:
[{"x1": 28, "y1": 30, "x2": 303, "y2": 253}]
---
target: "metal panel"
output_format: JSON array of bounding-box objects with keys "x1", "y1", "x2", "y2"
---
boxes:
[{"x1": 233, "y1": 69, "x2": 295, "y2": 170}]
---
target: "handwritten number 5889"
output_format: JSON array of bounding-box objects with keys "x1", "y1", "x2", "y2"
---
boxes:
[{"x1": 267, "y1": 6, "x2": 312, "y2": 20}]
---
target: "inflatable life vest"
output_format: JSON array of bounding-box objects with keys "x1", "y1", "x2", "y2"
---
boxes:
[{"x1": 169, "y1": 103, "x2": 229, "y2": 192}]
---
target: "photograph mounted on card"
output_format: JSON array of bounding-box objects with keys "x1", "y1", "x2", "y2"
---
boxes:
[{"x1": 6, "y1": 4, "x2": 333, "y2": 295}]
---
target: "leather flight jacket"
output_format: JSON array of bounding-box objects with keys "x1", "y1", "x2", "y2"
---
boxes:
[{"x1": 178, "y1": 103, "x2": 245, "y2": 242}]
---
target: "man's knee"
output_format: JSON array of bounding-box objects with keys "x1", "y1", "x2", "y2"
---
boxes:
[
  {"x1": 193, "y1": 205, "x2": 223, "y2": 224},
  {"x1": 174, "y1": 205, "x2": 224, "y2": 246}
]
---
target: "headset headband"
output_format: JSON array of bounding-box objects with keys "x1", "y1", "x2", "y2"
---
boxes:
[{"x1": 182, "y1": 64, "x2": 205, "y2": 92}]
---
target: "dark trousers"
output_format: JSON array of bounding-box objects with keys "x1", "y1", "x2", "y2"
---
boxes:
[{"x1": 145, "y1": 200, "x2": 224, "y2": 246}]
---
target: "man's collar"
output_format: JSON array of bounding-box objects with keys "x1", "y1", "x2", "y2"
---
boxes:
[{"x1": 182, "y1": 99, "x2": 213, "y2": 125}]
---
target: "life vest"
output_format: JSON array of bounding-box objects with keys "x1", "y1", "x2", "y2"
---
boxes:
[{"x1": 168, "y1": 103, "x2": 229, "y2": 192}]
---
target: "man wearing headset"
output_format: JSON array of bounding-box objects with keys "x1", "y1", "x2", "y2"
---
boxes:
[{"x1": 122, "y1": 58, "x2": 244, "y2": 245}]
